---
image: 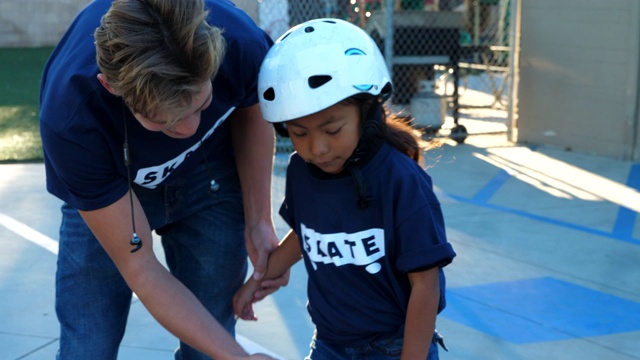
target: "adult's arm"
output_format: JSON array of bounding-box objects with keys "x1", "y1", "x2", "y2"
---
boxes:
[
  {"x1": 79, "y1": 191, "x2": 272, "y2": 360},
  {"x1": 230, "y1": 103, "x2": 289, "y2": 288},
  {"x1": 234, "y1": 230, "x2": 302, "y2": 320}
]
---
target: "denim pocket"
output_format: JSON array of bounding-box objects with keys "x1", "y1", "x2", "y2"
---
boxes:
[{"x1": 370, "y1": 336, "x2": 404, "y2": 358}]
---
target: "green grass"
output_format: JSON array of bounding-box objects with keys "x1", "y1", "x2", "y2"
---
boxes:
[{"x1": 0, "y1": 47, "x2": 54, "y2": 162}]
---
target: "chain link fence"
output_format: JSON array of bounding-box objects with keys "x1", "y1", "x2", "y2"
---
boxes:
[{"x1": 255, "y1": 0, "x2": 513, "y2": 146}]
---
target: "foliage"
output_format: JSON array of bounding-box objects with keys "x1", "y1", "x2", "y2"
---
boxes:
[{"x1": 0, "y1": 47, "x2": 54, "y2": 162}]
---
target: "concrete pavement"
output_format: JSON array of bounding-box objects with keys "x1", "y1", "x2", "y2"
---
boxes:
[{"x1": 1, "y1": 133, "x2": 639, "y2": 359}]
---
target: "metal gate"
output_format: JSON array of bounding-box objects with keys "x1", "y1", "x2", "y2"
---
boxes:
[{"x1": 256, "y1": 0, "x2": 516, "y2": 144}]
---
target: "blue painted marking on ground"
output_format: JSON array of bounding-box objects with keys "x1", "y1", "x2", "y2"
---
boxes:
[
  {"x1": 441, "y1": 277, "x2": 640, "y2": 343},
  {"x1": 446, "y1": 193, "x2": 640, "y2": 245},
  {"x1": 471, "y1": 169, "x2": 511, "y2": 203},
  {"x1": 612, "y1": 164, "x2": 640, "y2": 239},
  {"x1": 625, "y1": 163, "x2": 640, "y2": 190},
  {"x1": 451, "y1": 151, "x2": 640, "y2": 245}
]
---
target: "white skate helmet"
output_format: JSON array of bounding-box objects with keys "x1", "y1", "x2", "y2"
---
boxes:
[{"x1": 258, "y1": 18, "x2": 392, "y2": 123}]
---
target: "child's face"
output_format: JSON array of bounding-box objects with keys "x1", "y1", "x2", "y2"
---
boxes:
[{"x1": 286, "y1": 102, "x2": 361, "y2": 174}]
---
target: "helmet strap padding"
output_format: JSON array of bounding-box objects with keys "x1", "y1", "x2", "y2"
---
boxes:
[{"x1": 344, "y1": 98, "x2": 385, "y2": 209}]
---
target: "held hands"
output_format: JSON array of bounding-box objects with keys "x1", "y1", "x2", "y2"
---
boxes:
[
  {"x1": 251, "y1": 271, "x2": 290, "y2": 302},
  {"x1": 244, "y1": 220, "x2": 290, "y2": 301},
  {"x1": 237, "y1": 220, "x2": 291, "y2": 320},
  {"x1": 233, "y1": 279, "x2": 259, "y2": 321},
  {"x1": 233, "y1": 273, "x2": 292, "y2": 321}
]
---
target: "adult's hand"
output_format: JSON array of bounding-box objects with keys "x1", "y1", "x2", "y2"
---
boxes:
[
  {"x1": 245, "y1": 219, "x2": 277, "y2": 280},
  {"x1": 244, "y1": 220, "x2": 291, "y2": 297},
  {"x1": 252, "y1": 273, "x2": 290, "y2": 302}
]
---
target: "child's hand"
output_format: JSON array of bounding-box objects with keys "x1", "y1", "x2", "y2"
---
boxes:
[
  {"x1": 252, "y1": 270, "x2": 290, "y2": 302},
  {"x1": 233, "y1": 282, "x2": 259, "y2": 321}
]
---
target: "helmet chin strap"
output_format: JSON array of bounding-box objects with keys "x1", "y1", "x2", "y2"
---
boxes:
[{"x1": 344, "y1": 99, "x2": 385, "y2": 209}]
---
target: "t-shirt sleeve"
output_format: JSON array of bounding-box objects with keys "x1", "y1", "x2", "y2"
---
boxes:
[
  {"x1": 393, "y1": 171, "x2": 456, "y2": 273},
  {"x1": 41, "y1": 116, "x2": 128, "y2": 211},
  {"x1": 236, "y1": 35, "x2": 272, "y2": 108}
]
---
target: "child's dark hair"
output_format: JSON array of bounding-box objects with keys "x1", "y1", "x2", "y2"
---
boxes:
[
  {"x1": 383, "y1": 112, "x2": 424, "y2": 164},
  {"x1": 355, "y1": 97, "x2": 436, "y2": 166}
]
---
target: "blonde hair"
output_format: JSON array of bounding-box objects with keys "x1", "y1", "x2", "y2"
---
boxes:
[{"x1": 94, "y1": 0, "x2": 225, "y2": 124}]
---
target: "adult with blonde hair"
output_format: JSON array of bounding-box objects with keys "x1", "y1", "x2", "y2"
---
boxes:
[{"x1": 40, "y1": 0, "x2": 285, "y2": 358}]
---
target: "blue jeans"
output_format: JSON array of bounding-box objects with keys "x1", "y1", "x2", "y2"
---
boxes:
[
  {"x1": 55, "y1": 162, "x2": 247, "y2": 359},
  {"x1": 305, "y1": 332, "x2": 442, "y2": 360}
]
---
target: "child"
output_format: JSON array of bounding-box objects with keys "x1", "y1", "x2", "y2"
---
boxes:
[{"x1": 234, "y1": 18, "x2": 456, "y2": 360}]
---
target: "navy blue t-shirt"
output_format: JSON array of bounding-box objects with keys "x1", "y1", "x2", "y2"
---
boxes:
[
  {"x1": 40, "y1": 0, "x2": 272, "y2": 211},
  {"x1": 280, "y1": 143, "x2": 456, "y2": 346}
]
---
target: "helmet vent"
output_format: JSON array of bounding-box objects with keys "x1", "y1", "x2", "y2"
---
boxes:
[
  {"x1": 263, "y1": 88, "x2": 276, "y2": 101},
  {"x1": 280, "y1": 32, "x2": 292, "y2": 41},
  {"x1": 304, "y1": 26, "x2": 315, "y2": 33},
  {"x1": 345, "y1": 48, "x2": 366, "y2": 56},
  {"x1": 308, "y1": 75, "x2": 332, "y2": 89}
]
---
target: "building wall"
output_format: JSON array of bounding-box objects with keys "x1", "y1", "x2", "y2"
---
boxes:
[
  {"x1": 0, "y1": 0, "x2": 90, "y2": 47},
  {"x1": 516, "y1": 0, "x2": 640, "y2": 160},
  {"x1": 0, "y1": 0, "x2": 259, "y2": 47}
]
